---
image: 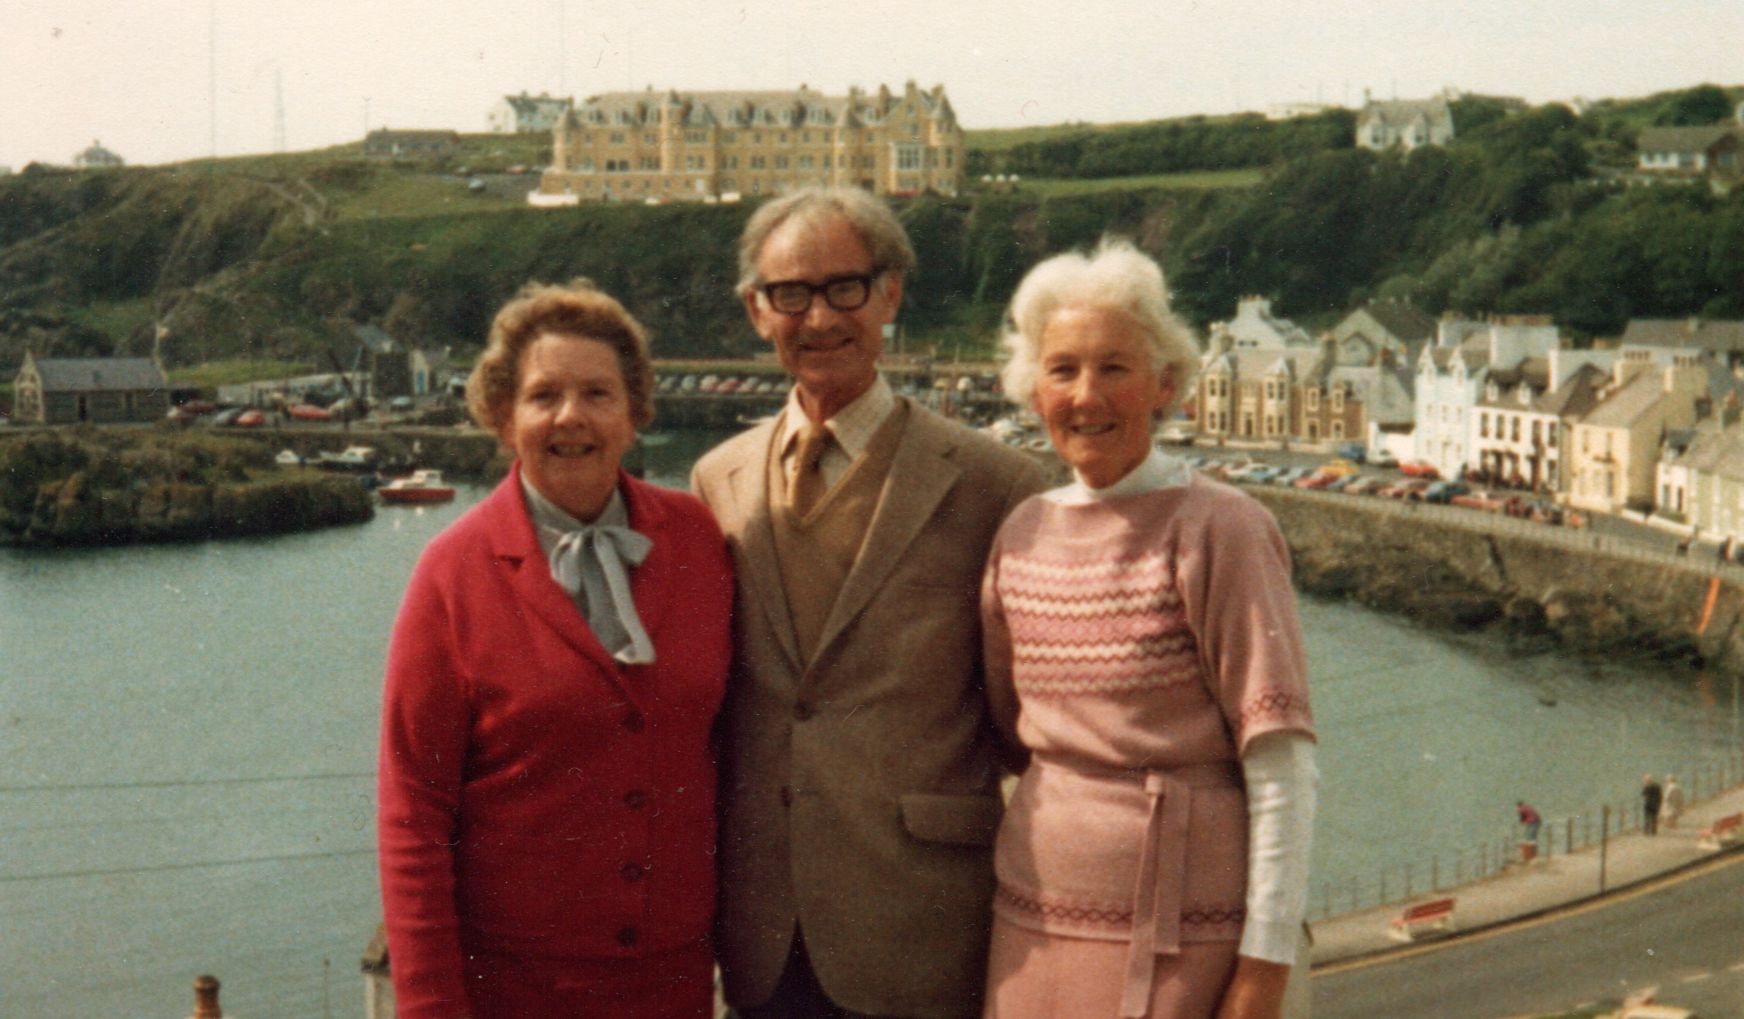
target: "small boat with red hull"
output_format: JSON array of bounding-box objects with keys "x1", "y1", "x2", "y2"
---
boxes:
[{"x1": 378, "y1": 469, "x2": 456, "y2": 505}]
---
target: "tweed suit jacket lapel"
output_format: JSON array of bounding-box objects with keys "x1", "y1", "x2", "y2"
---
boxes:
[
  {"x1": 810, "y1": 398, "x2": 960, "y2": 664},
  {"x1": 720, "y1": 414, "x2": 805, "y2": 674}
]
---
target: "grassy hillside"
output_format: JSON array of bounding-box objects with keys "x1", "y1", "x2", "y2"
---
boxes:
[{"x1": 2, "y1": 87, "x2": 1740, "y2": 387}]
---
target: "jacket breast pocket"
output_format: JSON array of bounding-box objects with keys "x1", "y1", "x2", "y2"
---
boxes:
[{"x1": 899, "y1": 792, "x2": 1003, "y2": 847}]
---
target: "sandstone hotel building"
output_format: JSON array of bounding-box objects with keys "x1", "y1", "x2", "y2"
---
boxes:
[{"x1": 536, "y1": 81, "x2": 964, "y2": 204}]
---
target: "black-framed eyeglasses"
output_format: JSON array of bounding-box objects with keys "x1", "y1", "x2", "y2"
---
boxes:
[{"x1": 760, "y1": 273, "x2": 880, "y2": 315}]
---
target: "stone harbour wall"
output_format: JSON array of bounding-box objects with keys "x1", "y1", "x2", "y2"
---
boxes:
[{"x1": 1250, "y1": 486, "x2": 1744, "y2": 675}]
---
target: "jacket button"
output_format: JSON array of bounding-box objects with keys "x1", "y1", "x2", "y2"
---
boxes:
[
  {"x1": 624, "y1": 789, "x2": 648, "y2": 810},
  {"x1": 779, "y1": 785, "x2": 793, "y2": 807},
  {"x1": 621, "y1": 861, "x2": 645, "y2": 882},
  {"x1": 616, "y1": 926, "x2": 639, "y2": 947},
  {"x1": 792, "y1": 701, "x2": 814, "y2": 721},
  {"x1": 622, "y1": 711, "x2": 644, "y2": 732}
]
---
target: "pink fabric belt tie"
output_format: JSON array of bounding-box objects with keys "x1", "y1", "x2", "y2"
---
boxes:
[{"x1": 1120, "y1": 762, "x2": 1243, "y2": 1019}]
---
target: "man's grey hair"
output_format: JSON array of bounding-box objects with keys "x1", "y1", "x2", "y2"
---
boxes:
[
  {"x1": 999, "y1": 237, "x2": 1200, "y2": 411},
  {"x1": 735, "y1": 187, "x2": 917, "y2": 297}
]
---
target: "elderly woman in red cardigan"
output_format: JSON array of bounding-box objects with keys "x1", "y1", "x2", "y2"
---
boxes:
[
  {"x1": 377, "y1": 282, "x2": 733, "y2": 1019},
  {"x1": 979, "y1": 240, "x2": 1317, "y2": 1019}
]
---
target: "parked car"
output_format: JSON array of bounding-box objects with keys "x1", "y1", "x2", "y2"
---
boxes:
[
  {"x1": 1335, "y1": 441, "x2": 1367, "y2": 463},
  {"x1": 1157, "y1": 420, "x2": 1197, "y2": 445},
  {"x1": 388, "y1": 395, "x2": 415, "y2": 412},
  {"x1": 1379, "y1": 478, "x2": 1431, "y2": 500},
  {"x1": 208, "y1": 407, "x2": 246, "y2": 427},
  {"x1": 234, "y1": 409, "x2": 267, "y2": 428},
  {"x1": 1343, "y1": 476, "x2": 1385, "y2": 495},
  {"x1": 1272, "y1": 466, "x2": 1313, "y2": 486},
  {"x1": 1422, "y1": 481, "x2": 1471, "y2": 504},
  {"x1": 1400, "y1": 460, "x2": 1440, "y2": 479},
  {"x1": 1450, "y1": 489, "x2": 1509, "y2": 512},
  {"x1": 1369, "y1": 451, "x2": 1399, "y2": 469},
  {"x1": 287, "y1": 403, "x2": 334, "y2": 421}
]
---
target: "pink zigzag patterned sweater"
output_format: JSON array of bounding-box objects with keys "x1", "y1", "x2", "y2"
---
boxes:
[{"x1": 981, "y1": 473, "x2": 1314, "y2": 950}]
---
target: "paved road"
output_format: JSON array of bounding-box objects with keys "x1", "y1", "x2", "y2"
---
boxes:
[{"x1": 1313, "y1": 851, "x2": 1744, "y2": 1018}]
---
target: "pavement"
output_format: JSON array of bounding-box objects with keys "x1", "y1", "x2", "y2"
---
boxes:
[{"x1": 1309, "y1": 780, "x2": 1744, "y2": 968}]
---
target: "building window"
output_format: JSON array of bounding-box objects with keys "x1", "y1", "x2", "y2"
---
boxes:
[
  {"x1": 1511, "y1": 418, "x2": 1520, "y2": 442},
  {"x1": 722, "y1": 131, "x2": 736, "y2": 142},
  {"x1": 896, "y1": 145, "x2": 923, "y2": 170},
  {"x1": 774, "y1": 155, "x2": 789, "y2": 169},
  {"x1": 640, "y1": 156, "x2": 658, "y2": 170},
  {"x1": 797, "y1": 155, "x2": 813, "y2": 169},
  {"x1": 1306, "y1": 389, "x2": 1319, "y2": 410},
  {"x1": 1480, "y1": 413, "x2": 1489, "y2": 438},
  {"x1": 686, "y1": 130, "x2": 707, "y2": 144},
  {"x1": 643, "y1": 132, "x2": 657, "y2": 145},
  {"x1": 610, "y1": 132, "x2": 625, "y2": 144},
  {"x1": 750, "y1": 155, "x2": 766, "y2": 169}
]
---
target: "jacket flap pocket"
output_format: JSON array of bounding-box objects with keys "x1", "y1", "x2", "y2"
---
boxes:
[{"x1": 899, "y1": 793, "x2": 1002, "y2": 847}]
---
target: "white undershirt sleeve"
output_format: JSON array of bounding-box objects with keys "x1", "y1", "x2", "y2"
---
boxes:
[{"x1": 1236, "y1": 730, "x2": 1318, "y2": 964}]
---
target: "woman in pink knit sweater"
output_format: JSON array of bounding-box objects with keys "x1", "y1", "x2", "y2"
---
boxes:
[{"x1": 980, "y1": 240, "x2": 1317, "y2": 1019}]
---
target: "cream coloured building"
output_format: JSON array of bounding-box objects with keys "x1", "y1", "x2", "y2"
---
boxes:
[
  {"x1": 1566, "y1": 354, "x2": 1709, "y2": 515},
  {"x1": 537, "y1": 81, "x2": 964, "y2": 204}
]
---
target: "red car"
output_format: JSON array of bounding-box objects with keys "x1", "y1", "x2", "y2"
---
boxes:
[
  {"x1": 287, "y1": 404, "x2": 333, "y2": 421},
  {"x1": 234, "y1": 409, "x2": 267, "y2": 428},
  {"x1": 1400, "y1": 460, "x2": 1441, "y2": 479}
]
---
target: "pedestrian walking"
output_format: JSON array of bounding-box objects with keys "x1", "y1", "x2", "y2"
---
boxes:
[
  {"x1": 1642, "y1": 774, "x2": 1663, "y2": 835},
  {"x1": 1661, "y1": 775, "x2": 1685, "y2": 830}
]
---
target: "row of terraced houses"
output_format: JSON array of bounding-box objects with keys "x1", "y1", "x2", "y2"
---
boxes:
[{"x1": 1188, "y1": 297, "x2": 1744, "y2": 532}]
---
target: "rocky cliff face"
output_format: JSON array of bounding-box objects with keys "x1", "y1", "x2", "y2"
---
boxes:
[
  {"x1": 18, "y1": 470, "x2": 373, "y2": 545},
  {"x1": 1251, "y1": 489, "x2": 1734, "y2": 671}
]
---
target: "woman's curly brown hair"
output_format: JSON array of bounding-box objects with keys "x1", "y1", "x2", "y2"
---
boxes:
[{"x1": 466, "y1": 280, "x2": 655, "y2": 436}]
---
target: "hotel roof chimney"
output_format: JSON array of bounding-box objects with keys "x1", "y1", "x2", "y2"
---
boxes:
[{"x1": 190, "y1": 974, "x2": 224, "y2": 1019}]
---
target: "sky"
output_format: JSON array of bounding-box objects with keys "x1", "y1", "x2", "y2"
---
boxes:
[{"x1": 2, "y1": 0, "x2": 1739, "y2": 170}]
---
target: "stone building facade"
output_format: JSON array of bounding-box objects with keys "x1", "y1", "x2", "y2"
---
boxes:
[{"x1": 538, "y1": 81, "x2": 964, "y2": 204}]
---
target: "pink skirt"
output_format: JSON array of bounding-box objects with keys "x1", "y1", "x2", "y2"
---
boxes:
[{"x1": 982, "y1": 916, "x2": 1237, "y2": 1019}]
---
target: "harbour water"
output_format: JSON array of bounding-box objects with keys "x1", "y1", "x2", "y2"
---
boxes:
[{"x1": 2, "y1": 429, "x2": 1740, "y2": 1019}]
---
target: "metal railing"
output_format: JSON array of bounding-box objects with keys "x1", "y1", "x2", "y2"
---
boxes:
[{"x1": 1307, "y1": 748, "x2": 1744, "y2": 921}]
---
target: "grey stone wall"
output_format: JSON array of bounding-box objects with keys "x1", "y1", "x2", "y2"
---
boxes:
[{"x1": 1249, "y1": 487, "x2": 1744, "y2": 674}]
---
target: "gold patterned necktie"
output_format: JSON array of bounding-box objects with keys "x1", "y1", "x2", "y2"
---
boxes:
[{"x1": 789, "y1": 423, "x2": 833, "y2": 517}]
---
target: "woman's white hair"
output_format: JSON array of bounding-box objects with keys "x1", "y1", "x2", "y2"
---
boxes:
[{"x1": 999, "y1": 238, "x2": 1200, "y2": 412}]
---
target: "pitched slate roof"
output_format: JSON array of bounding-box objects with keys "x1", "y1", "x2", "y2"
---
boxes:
[
  {"x1": 33, "y1": 357, "x2": 164, "y2": 392},
  {"x1": 1537, "y1": 363, "x2": 1607, "y2": 417},
  {"x1": 1359, "y1": 300, "x2": 1436, "y2": 343},
  {"x1": 1327, "y1": 363, "x2": 1415, "y2": 424},
  {"x1": 1637, "y1": 125, "x2": 1739, "y2": 155},
  {"x1": 1582, "y1": 368, "x2": 1677, "y2": 429},
  {"x1": 1619, "y1": 318, "x2": 1744, "y2": 356},
  {"x1": 1359, "y1": 98, "x2": 1454, "y2": 132},
  {"x1": 564, "y1": 83, "x2": 953, "y2": 131}
]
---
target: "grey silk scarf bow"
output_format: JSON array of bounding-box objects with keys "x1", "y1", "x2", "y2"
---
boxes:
[{"x1": 549, "y1": 523, "x2": 655, "y2": 665}]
